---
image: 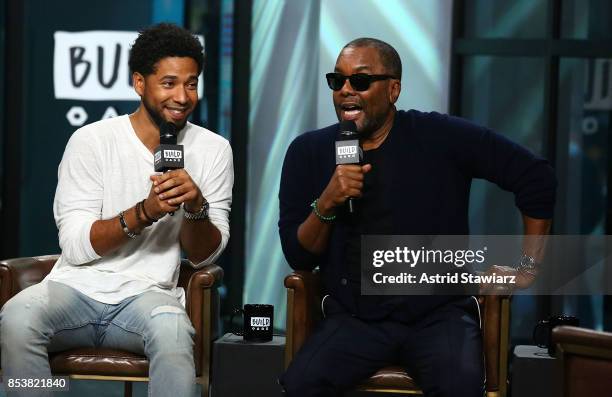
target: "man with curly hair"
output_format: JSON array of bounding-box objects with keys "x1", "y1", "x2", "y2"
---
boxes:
[{"x1": 0, "y1": 23, "x2": 233, "y2": 397}]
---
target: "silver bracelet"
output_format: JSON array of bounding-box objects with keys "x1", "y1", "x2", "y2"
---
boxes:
[
  {"x1": 184, "y1": 199, "x2": 209, "y2": 220},
  {"x1": 119, "y1": 210, "x2": 137, "y2": 239}
]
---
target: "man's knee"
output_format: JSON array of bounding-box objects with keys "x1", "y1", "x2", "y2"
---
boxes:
[
  {"x1": 1, "y1": 291, "x2": 49, "y2": 347},
  {"x1": 145, "y1": 305, "x2": 195, "y2": 352}
]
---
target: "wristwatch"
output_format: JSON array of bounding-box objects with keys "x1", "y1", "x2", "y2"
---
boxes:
[
  {"x1": 184, "y1": 199, "x2": 209, "y2": 220},
  {"x1": 516, "y1": 253, "x2": 537, "y2": 276}
]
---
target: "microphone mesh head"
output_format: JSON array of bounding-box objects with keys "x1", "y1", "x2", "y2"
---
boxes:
[
  {"x1": 160, "y1": 122, "x2": 178, "y2": 144},
  {"x1": 339, "y1": 120, "x2": 357, "y2": 134},
  {"x1": 160, "y1": 121, "x2": 177, "y2": 137}
]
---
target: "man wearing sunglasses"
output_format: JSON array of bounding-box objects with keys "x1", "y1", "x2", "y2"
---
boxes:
[{"x1": 278, "y1": 37, "x2": 555, "y2": 396}]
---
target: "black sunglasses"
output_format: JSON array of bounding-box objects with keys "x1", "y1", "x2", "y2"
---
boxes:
[{"x1": 325, "y1": 72, "x2": 395, "y2": 91}]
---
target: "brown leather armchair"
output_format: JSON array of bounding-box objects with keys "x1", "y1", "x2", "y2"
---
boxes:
[
  {"x1": 552, "y1": 325, "x2": 612, "y2": 397},
  {"x1": 0, "y1": 255, "x2": 223, "y2": 397},
  {"x1": 285, "y1": 271, "x2": 511, "y2": 397}
]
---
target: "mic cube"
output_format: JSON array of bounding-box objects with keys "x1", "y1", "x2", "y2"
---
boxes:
[
  {"x1": 335, "y1": 139, "x2": 362, "y2": 165},
  {"x1": 154, "y1": 144, "x2": 184, "y2": 172}
]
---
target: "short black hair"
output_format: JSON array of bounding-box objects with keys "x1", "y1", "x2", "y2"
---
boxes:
[
  {"x1": 129, "y1": 23, "x2": 204, "y2": 76},
  {"x1": 343, "y1": 37, "x2": 402, "y2": 80}
]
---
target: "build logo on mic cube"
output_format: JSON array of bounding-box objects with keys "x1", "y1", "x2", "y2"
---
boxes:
[
  {"x1": 154, "y1": 144, "x2": 184, "y2": 172},
  {"x1": 335, "y1": 140, "x2": 362, "y2": 164}
]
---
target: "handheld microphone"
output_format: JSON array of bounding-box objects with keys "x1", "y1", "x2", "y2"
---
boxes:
[
  {"x1": 335, "y1": 120, "x2": 362, "y2": 213},
  {"x1": 154, "y1": 122, "x2": 184, "y2": 215},
  {"x1": 154, "y1": 122, "x2": 184, "y2": 172}
]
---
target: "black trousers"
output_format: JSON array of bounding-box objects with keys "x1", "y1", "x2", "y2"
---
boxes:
[{"x1": 280, "y1": 296, "x2": 484, "y2": 397}]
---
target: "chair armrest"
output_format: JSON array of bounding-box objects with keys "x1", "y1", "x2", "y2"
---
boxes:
[
  {"x1": 184, "y1": 263, "x2": 223, "y2": 380},
  {"x1": 0, "y1": 255, "x2": 59, "y2": 307},
  {"x1": 480, "y1": 294, "x2": 511, "y2": 396},
  {"x1": 552, "y1": 326, "x2": 612, "y2": 396},
  {"x1": 553, "y1": 326, "x2": 612, "y2": 358},
  {"x1": 284, "y1": 270, "x2": 322, "y2": 368}
]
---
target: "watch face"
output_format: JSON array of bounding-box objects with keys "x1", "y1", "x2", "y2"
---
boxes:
[{"x1": 521, "y1": 255, "x2": 536, "y2": 269}]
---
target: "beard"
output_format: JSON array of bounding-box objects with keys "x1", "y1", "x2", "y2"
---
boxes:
[
  {"x1": 355, "y1": 106, "x2": 395, "y2": 140},
  {"x1": 142, "y1": 97, "x2": 188, "y2": 131},
  {"x1": 334, "y1": 104, "x2": 389, "y2": 140},
  {"x1": 356, "y1": 117, "x2": 378, "y2": 140},
  {"x1": 352, "y1": 112, "x2": 385, "y2": 140}
]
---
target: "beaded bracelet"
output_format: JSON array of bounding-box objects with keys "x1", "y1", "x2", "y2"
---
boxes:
[
  {"x1": 119, "y1": 210, "x2": 137, "y2": 239},
  {"x1": 310, "y1": 199, "x2": 336, "y2": 223}
]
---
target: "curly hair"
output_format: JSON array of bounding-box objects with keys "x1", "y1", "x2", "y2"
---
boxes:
[{"x1": 128, "y1": 23, "x2": 204, "y2": 76}]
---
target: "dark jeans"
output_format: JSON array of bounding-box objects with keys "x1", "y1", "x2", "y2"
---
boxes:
[{"x1": 280, "y1": 296, "x2": 484, "y2": 397}]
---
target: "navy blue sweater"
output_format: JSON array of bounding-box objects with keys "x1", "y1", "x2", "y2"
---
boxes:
[{"x1": 278, "y1": 110, "x2": 557, "y2": 322}]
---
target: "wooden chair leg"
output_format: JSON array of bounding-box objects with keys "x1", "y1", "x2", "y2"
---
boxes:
[
  {"x1": 201, "y1": 379, "x2": 209, "y2": 397},
  {"x1": 124, "y1": 381, "x2": 133, "y2": 397}
]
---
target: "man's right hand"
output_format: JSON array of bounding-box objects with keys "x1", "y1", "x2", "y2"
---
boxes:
[
  {"x1": 296, "y1": 163, "x2": 372, "y2": 254},
  {"x1": 143, "y1": 175, "x2": 181, "y2": 220},
  {"x1": 317, "y1": 164, "x2": 372, "y2": 215}
]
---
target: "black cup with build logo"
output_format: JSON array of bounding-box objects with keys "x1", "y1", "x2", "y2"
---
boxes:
[
  {"x1": 231, "y1": 304, "x2": 274, "y2": 342},
  {"x1": 533, "y1": 315, "x2": 579, "y2": 355}
]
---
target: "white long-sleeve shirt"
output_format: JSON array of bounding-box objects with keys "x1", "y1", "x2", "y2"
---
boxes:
[{"x1": 46, "y1": 115, "x2": 233, "y2": 305}]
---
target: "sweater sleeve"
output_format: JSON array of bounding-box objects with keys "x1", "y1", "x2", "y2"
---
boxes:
[
  {"x1": 191, "y1": 141, "x2": 234, "y2": 268},
  {"x1": 53, "y1": 128, "x2": 103, "y2": 265},
  {"x1": 450, "y1": 117, "x2": 557, "y2": 219},
  {"x1": 278, "y1": 135, "x2": 320, "y2": 270}
]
